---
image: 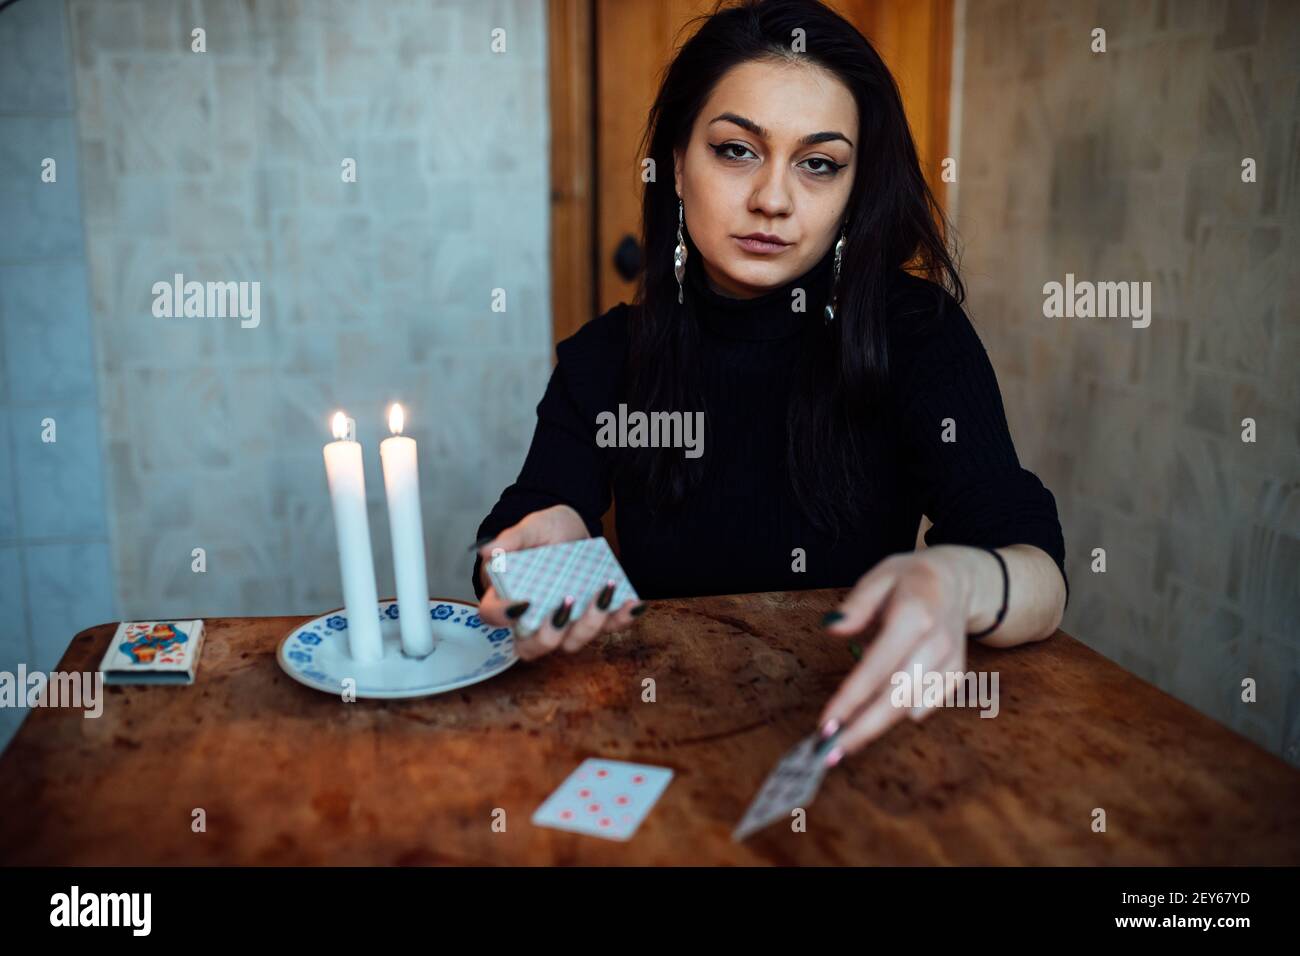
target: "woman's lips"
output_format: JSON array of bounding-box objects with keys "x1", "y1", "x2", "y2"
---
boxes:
[{"x1": 734, "y1": 235, "x2": 792, "y2": 254}]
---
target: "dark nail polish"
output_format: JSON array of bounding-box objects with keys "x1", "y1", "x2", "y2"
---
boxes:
[
  {"x1": 629, "y1": 603, "x2": 648, "y2": 618},
  {"x1": 505, "y1": 601, "x2": 530, "y2": 620},
  {"x1": 467, "y1": 534, "x2": 494, "y2": 553},
  {"x1": 595, "y1": 581, "x2": 615, "y2": 611},
  {"x1": 551, "y1": 597, "x2": 574, "y2": 629},
  {"x1": 848, "y1": 641, "x2": 863, "y2": 661},
  {"x1": 822, "y1": 610, "x2": 845, "y2": 627}
]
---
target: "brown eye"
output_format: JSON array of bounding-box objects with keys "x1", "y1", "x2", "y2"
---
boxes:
[
  {"x1": 800, "y1": 157, "x2": 844, "y2": 177},
  {"x1": 712, "y1": 142, "x2": 755, "y2": 161}
]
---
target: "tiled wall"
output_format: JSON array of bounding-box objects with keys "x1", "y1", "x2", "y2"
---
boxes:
[
  {"x1": 957, "y1": 0, "x2": 1298, "y2": 764},
  {"x1": 0, "y1": 0, "x2": 117, "y2": 752},
  {"x1": 66, "y1": 0, "x2": 552, "y2": 619}
]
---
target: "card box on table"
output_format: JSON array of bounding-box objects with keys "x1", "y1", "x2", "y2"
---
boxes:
[{"x1": 98, "y1": 620, "x2": 206, "y2": 685}]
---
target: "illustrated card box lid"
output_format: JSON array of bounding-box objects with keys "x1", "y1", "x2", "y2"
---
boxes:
[{"x1": 98, "y1": 620, "x2": 206, "y2": 685}]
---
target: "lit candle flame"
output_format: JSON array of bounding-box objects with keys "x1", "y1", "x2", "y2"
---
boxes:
[
  {"x1": 388, "y1": 402, "x2": 405, "y2": 436},
  {"x1": 331, "y1": 411, "x2": 351, "y2": 441}
]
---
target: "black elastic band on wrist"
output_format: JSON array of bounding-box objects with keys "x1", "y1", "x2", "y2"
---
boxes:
[{"x1": 968, "y1": 546, "x2": 1008, "y2": 640}]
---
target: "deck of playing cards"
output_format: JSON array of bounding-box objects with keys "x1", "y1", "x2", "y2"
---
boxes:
[
  {"x1": 98, "y1": 620, "x2": 206, "y2": 685},
  {"x1": 485, "y1": 537, "x2": 638, "y2": 634},
  {"x1": 532, "y1": 758, "x2": 673, "y2": 841}
]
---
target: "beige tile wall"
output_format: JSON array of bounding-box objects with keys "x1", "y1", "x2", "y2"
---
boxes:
[
  {"x1": 956, "y1": 0, "x2": 1298, "y2": 763},
  {"x1": 69, "y1": 0, "x2": 552, "y2": 619}
]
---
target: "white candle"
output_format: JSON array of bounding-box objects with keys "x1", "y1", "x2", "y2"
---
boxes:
[
  {"x1": 379, "y1": 403, "x2": 435, "y2": 657},
  {"x1": 323, "y1": 411, "x2": 383, "y2": 663}
]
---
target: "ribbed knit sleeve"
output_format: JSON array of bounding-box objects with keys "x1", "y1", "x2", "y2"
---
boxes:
[
  {"x1": 886, "y1": 277, "x2": 1070, "y2": 610},
  {"x1": 469, "y1": 306, "x2": 625, "y2": 599}
]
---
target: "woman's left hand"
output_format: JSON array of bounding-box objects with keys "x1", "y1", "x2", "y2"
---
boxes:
[{"x1": 816, "y1": 546, "x2": 975, "y2": 764}]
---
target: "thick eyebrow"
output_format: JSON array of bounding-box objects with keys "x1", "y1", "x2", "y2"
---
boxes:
[{"x1": 708, "y1": 111, "x2": 854, "y2": 149}]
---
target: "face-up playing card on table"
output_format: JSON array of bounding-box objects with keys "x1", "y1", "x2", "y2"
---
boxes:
[
  {"x1": 732, "y1": 732, "x2": 836, "y2": 842},
  {"x1": 532, "y1": 758, "x2": 673, "y2": 841},
  {"x1": 485, "y1": 537, "x2": 638, "y2": 635}
]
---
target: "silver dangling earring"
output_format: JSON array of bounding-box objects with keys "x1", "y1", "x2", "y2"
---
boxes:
[
  {"x1": 823, "y1": 226, "x2": 847, "y2": 324},
  {"x1": 674, "y1": 198, "x2": 688, "y2": 304}
]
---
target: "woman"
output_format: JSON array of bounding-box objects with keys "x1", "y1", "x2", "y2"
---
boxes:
[{"x1": 471, "y1": 0, "x2": 1068, "y2": 765}]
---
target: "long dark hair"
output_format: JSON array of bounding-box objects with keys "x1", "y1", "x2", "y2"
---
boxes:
[{"x1": 625, "y1": 0, "x2": 963, "y2": 536}]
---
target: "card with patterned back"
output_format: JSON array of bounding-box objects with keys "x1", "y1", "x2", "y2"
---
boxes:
[
  {"x1": 485, "y1": 537, "x2": 638, "y2": 634},
  {"x1": 732, "y1": 732, "x2": 832, "y2": 841}
]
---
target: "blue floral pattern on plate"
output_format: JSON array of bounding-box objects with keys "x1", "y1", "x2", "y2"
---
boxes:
[{"x1": 279, "y1": 597, "x2": 517, "y2": 699}]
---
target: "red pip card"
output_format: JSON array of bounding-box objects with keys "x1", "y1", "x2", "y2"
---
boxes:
[{"x1": 531, "y1": 758, "x2": 673, "y2": 841}]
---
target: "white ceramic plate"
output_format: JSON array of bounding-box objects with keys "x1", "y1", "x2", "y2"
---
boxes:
[{"x1": 276, "y1": 597, "x2": 517, "y2": 699}]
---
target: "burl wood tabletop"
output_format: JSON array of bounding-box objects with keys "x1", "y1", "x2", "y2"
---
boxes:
[{"x1": 1, "y1": 588, "x2": 1297, "y2": 865}]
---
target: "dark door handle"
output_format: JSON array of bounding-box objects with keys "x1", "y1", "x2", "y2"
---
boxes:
[{"x1": 613, "y1": 234, "x2": 643, "y2": 282}]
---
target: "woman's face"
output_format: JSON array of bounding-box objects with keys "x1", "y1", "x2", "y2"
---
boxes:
[{"x1": 673, "y1": 58, "x2": 858, "y2": 299}]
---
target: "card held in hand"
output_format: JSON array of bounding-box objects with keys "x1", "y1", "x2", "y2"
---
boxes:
[
  {"x1": 485, "y1": 537, "x2": 638, "y2": 634},
  {"x1": 98, "y1": 620, "x2": 206, "y2": 685},
  {"x1": 532, "y1": 758, "x2": 673, "y2": 841},
  {"x1": 732, "y1": 732, "x2": 832, "y2": 842}
]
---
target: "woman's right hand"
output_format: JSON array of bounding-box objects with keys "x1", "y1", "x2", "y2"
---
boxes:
[{"x1": 475, "y1": 504, "x2": 643, "y2": 659}]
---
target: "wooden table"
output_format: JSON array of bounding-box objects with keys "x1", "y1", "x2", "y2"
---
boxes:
[{"x1": 2, "y1": 588, "x2": 1298, "y2": 865}]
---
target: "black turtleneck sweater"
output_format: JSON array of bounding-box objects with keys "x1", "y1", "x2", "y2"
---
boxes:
[{"x1": 472, "y1": 247, "x2": 1068, "y2": 608}]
